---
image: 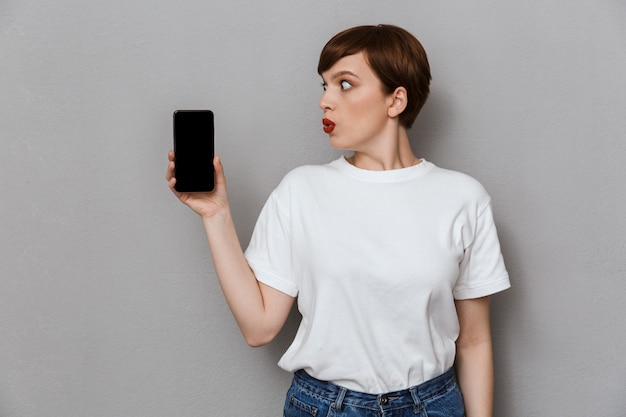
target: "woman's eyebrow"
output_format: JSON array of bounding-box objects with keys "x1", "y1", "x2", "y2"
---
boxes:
[{"x1": 322, "y1": 70, "x2": 359, "y2": 83}]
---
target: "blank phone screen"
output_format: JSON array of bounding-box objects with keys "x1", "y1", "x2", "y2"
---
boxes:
[{"x1": 173, "y1": 110, "x2": 214, "y2": 192}]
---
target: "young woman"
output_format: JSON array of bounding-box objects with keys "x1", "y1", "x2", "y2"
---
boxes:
[{"x1": 166, "y1": 24, "x2": 510, "y2": 417}]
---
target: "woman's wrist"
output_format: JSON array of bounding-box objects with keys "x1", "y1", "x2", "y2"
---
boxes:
[{"x1": 200, "y1": 203, "x2": 232, "y2": 227}]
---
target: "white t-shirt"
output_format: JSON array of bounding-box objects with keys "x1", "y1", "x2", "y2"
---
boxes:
[{"x1": 245, "y1": 157, "x2": 510, "y2": 394}]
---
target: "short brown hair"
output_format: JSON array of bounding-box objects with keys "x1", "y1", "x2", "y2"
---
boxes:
[{"x1": 318, "y1": 24, "x2": 431, "y2": 129}]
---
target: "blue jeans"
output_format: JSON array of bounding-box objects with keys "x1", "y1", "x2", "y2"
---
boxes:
[{"x1": 284, "y1": 368, "x2": 465, "y2": 417}]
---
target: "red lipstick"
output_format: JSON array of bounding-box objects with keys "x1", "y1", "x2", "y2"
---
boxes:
[{"x1": 322, "y1": 118, "x2": 336, "y2": 134}]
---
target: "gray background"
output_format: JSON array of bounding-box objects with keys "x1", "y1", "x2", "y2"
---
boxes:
[{"x1": 1, "y1": 1, "x2": 625, "y2": 416}]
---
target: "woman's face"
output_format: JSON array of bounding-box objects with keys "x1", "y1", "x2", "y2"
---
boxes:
[{"x1": 319, "y1": 52, "x2": 395, "y2": 152}]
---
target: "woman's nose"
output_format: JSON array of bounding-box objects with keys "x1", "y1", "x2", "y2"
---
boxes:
[{"x1": 319, "y1": 90, "x2": 333, "y2": 111}]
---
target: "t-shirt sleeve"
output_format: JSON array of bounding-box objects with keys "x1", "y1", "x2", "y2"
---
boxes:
[
  {"x1": 453, "y1": 201, "x2": 510, "y2": 300},
  {"x1": 244, "y1": 188, "x2": 298, "y2": 297}
]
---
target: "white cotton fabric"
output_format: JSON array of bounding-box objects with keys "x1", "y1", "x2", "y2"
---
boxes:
[{"x1": 245, "y1": 157, "x2": 510, "y2": 394}]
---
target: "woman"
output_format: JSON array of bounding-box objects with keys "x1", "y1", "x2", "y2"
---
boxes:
[{"x1": 166, "y1": 24, "x2": 510, "y2": 417}]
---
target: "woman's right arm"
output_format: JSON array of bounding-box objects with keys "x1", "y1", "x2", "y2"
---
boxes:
[{"x1": 166, "y1": 151, "x2": 295, "y2": 347}]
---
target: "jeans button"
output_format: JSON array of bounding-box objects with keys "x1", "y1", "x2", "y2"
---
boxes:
[{"x1": 380, "y1": 395, "x2": 389, "y2": 405}]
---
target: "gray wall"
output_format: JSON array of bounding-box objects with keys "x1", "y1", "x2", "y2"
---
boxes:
[{"x1": 2, "y1": 1, "x2": 624, "y2": 416}]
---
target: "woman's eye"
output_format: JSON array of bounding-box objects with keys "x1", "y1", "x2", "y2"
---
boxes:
[
  {"x1": 340, "y1": 80, "x2": 352, "y2": 90},
  {"x1": 321, "y1": 82, "x2": 328, "y2": 91}
]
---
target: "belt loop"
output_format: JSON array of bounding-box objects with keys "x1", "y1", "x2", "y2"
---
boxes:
[
  {"x1": 334, "y1": 387, "x2": 347, "y2": 411},
  {"x1": 409, "y1": 386, "x2": 421, "y2": 412}
]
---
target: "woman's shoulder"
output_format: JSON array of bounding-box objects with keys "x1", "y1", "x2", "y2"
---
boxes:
[
  {"x1": 427, "y1": 163, "x2": 491, "y2": 202},
  {"x1": 262, "y1": 160, "x2": 338, "y2": 204},
  {"x1": 278, "y1": 159, "x2": 341, "y2": 185},
  {"x1": 429, "y1": 163, "x2": 484, "y2": 185}
]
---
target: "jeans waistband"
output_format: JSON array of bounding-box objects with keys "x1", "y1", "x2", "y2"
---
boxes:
[{"x1": 293, "y1": 368, "x2": 457, "y2": 411}]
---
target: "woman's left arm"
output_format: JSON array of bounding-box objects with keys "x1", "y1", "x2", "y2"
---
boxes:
[{"x1": 455, "y1": 296, "x2": 494, "y2": 417}]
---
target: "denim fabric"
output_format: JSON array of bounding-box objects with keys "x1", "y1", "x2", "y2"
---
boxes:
[{"x1": 283, "y1": 368, "x2": 465, "y2": 417}]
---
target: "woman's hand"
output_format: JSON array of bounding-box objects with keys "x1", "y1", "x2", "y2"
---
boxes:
[{"x1": 166, "y1": 150, "x2": 229, "y2": 219}]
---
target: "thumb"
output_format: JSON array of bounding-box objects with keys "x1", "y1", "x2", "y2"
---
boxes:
[{"x1": 214, "y1": 155, "x2": 226, "y2": 186}]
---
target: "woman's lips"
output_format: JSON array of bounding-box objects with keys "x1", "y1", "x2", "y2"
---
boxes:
[{"x1": 322, "y1": 118, "x2": 336, "y2": 134}]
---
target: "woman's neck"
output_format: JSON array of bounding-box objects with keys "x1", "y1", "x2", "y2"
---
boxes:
[{"x1": 346, "y1": 128, "x2": 420, "y2": 171}]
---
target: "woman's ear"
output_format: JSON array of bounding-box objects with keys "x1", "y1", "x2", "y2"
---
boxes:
[{"x1": 387, "y1": 86, "x2": 408, "y2": 119}]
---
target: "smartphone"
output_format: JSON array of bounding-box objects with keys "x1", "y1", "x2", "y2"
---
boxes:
[{"x1": 173, "y1": 110, "x2": 215, "y2": 192}]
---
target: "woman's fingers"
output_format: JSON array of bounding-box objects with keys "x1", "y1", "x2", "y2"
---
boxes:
[
  {"x1": 165, "y1": 150, "x2": 175, "y2": 181},
  {"x1": 213, "y1": 155, "x2": 226, "y2": 189}
]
